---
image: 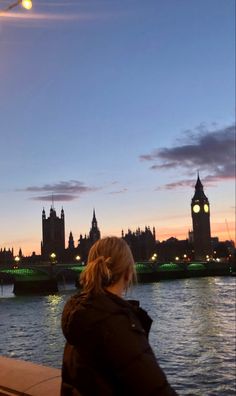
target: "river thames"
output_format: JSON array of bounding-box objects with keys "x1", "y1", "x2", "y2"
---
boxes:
[{"x1": 0, "y1": 276, "x2": 235, "y2": 395}]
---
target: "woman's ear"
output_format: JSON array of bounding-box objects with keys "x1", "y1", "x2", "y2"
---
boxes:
[{"x1": 124, "y1": 268, "x2": 132, "y2": 283}]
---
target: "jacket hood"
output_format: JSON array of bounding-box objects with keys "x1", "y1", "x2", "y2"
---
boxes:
[{"x1": 61, "y1": 292, "x2": 134, "y2": 346}]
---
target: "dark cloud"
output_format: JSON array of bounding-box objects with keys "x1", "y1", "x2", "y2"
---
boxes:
[
  {"x1": 140, "y1": 124, "x2": 235, "y2": 187},
  {"x1": 20, "y1": 180, "x2": 99, "y2": 202},
  {"x1": 155, "y1": 179, "x2": 195, "y2": 191},
  {"x1": 24, "y1": 180, "x2": 96, "y2": 194}
]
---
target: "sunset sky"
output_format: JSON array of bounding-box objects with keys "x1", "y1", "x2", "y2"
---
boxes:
[{"x1": 0, "y1": 0, "x2": 235, "y2": 256}]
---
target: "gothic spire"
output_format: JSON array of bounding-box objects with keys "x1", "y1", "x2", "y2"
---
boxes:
[
  {"x1": 195, "y1": 172, "x2": 203, "y2": 191},
  {"x1": 192, "y1": 173, "x2": 208, "y2": 202}
]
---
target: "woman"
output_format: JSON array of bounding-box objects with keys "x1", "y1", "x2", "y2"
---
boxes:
[{"x1": 61, "y1": 236, "x2": 178, "y2": 395}]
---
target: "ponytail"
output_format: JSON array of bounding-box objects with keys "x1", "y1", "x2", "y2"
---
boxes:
[
  {"x1": 79, "y1": 237, "x2": 136, "y2": 295},
  {"x1": 80, "y1": 256, "x2": 114, "y2": 294}
]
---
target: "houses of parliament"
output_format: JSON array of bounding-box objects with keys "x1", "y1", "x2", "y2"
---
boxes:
[{"x1": 0, "y1": 176, "x2": 234, "y2": 264}]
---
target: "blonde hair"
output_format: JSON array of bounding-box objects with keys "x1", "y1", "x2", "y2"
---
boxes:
[{"x1": 80, "y1": 237, "x2": 136, "y2": 295}]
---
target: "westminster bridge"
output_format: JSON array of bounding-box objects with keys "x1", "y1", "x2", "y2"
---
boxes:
[{"x1": 0, "y1": 260, "x2": 233, "y2": 295}]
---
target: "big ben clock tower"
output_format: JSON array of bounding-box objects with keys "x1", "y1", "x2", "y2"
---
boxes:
[{"x1": 191, "y1": 175, "x2": 212, "y2": 261}]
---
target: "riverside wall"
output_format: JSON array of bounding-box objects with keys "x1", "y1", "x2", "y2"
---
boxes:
[{"x1": 0, "y1": 356, "x2": 61, "y2": 396}]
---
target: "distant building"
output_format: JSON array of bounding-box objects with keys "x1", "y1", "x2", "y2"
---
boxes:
[
  {"x1": 41, "y1": 206, "x2": 65, "y2": 262},
  {"x1": 68, "y1": 231, "x2": 75, "y2": 250},
  {"x1": 191, "y1": 175, "x2": 212, "y2": 260},
  {"x1": 122, "y1": 227, "x2": 156, "y2": 261},
  {"x1": 0, "y1": 248, "x2": 14, "y2": 265},
  {"x1": 89, "y1": 209, "x2": 101, "y2": 244},
  {"x1": 156, "y1": 237, "x2": 193, "y2": 262},
  {"x1": 63, "y1": 209, "x2": 101, "y2": 263},
  {"x1": 76, "y1": 209, "x2": 101, "y2": 262},
  {"x1": 212, "y1": 239, "x2": 235, "y2": 260}
]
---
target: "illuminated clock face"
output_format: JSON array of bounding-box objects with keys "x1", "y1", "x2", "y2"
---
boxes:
[
  {"x1": 193, "y1": 204, "x2": 200, "y2": 213},
  {"x1": 204, "y1": 204, "x2": 209, "y2": 213}
]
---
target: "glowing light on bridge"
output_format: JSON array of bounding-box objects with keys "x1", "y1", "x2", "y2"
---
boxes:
[{"x1": 22, "y1": 0, "x2": 32, "y2": 10}]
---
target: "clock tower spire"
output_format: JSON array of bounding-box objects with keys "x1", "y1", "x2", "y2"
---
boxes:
[{"x1": 191, "y1": 174, "x2": 212, "y2": 261}]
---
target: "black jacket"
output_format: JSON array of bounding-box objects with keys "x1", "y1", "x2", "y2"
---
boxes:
[{"x1": 61, "y1": 291, "x2": 178, "y2": 396}]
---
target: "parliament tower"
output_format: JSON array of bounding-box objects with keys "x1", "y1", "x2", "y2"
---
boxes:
[
  {"x1": 191, "y1": 175, "x2": 212, "y2": 261},
  {"x1": 89, "y1": 209, "x2": 101, "y2": 244},
  {"x1": 41, "y1": 206, "x2": 65, "y2": 261}
]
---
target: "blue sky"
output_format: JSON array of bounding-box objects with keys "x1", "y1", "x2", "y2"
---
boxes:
[{"x1": 0, "y1": 0, "x2": 235, "y2": 255}]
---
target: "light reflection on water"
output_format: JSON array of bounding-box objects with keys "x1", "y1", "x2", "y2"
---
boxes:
[
  {"x1": 130, "y1": 278, "x2": 236, "y2": 395},
  {"x1": 0, "y1": 277, "x2": 235, "y2": 395}
]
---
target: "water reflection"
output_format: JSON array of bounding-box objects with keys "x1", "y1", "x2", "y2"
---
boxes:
[
  {"x1": 128, "y1": 278, "x2": 236, "y2": 396},
  {"x1": 47, "y1": 294, "x2": 62, "y2": 306}
]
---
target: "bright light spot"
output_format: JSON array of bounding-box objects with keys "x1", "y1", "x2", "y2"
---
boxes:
[
  {"x1": 193, "y1": 204, "x2": 200, "y2": 213},
  {"x1": 75, "y1": 255, "x2": 81, "y2": 261},
  {"x1": 48, "y1": 295, "x2": 62, "y2": 306},
  {"x1": 175, "y1": 256, "x2": 179, "y2": 261},
  {"x1": 21, "y1": 0, "x2": 32, "y2": 10}
]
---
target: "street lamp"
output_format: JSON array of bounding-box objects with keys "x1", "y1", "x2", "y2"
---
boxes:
[
  {"x1": 22, "y1": 0, "x2": 32, "y2": 9},
  {"x1": 49, "y1": 252, "x2": 57, "y2": 279},
  {"x1": 151, "y1": 253, "x2": 157, "y2": 262},
  {"x1": 1, "y1": 0, "x2": 32, "y2": 12},
  {"x1": 50, "y1": 252, "x2": 57, "y2": 264},
  {"x1": 22, "y1": 0, "x2": 33, "y2": 10},
  {"x1": 14, "y1": 256, "x2": 20, "y2": 268}
]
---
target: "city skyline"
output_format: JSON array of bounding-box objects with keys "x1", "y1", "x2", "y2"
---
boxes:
[
  {"x1": 1, "y1": 173, "x2": 235, "y2": 257},
  {"x1": 0, "y1": 0, "x2": 235, "y2": 255}
]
